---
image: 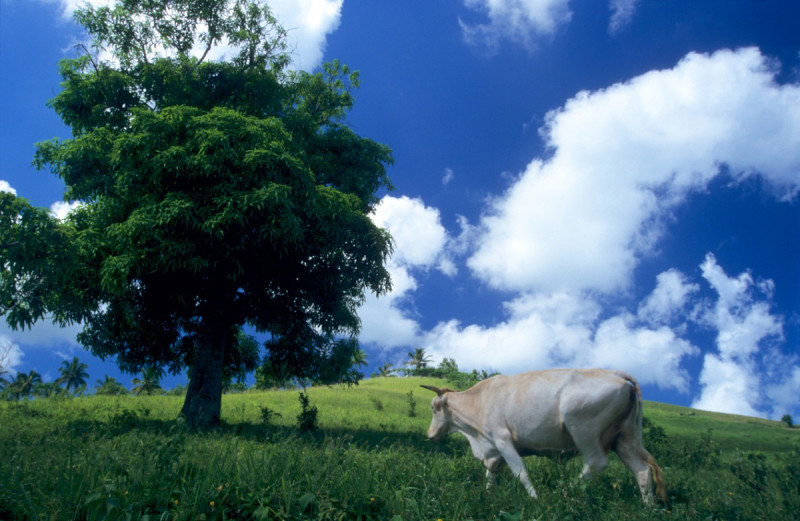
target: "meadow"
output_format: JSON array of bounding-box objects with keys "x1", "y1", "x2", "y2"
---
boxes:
[{"x1": 1, "y1": 377, "x2": 798, "y2": 520}]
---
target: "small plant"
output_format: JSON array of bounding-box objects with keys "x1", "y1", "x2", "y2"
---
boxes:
[
  {"x1": 369, "y1": 395, "x2": 384, "y2": 412},
  {"x1": 259, "y1": 405, "x2": 282, "y2": 427},
  {"x1": 297, "y1": 392, "x2": 318, "y2": 432},
  {"x1": 405, "y1": 390, "x2": 417, "y2": 418},
  {"x1": 781, "y1": 414, "x2": 793, "y2": 428}
]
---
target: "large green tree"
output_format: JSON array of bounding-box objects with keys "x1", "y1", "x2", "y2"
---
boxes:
[{"x1": 2, "y1": 0, "x2": 393, "y2": 428}]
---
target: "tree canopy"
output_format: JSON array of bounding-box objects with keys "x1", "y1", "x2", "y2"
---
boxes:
[{"x1": 2, "y1": 0, "x2": 394, "y2": 428}]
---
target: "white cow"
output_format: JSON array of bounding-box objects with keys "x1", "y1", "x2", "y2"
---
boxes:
[{"x1": 422, "y1": 368, "x2": 666, "y2": 503}]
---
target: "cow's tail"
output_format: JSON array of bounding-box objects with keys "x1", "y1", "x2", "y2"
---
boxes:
[{"x1": 623, "y1": 373, "x2": 667, "y2": 503}]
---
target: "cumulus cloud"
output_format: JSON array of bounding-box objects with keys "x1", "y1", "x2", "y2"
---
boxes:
[
  {"x1": 421, "y1": 289, "x2": 698, "y2": 392},
  {"x1": 0, "y1": 180, "x2": 17, "y2": 195},
  {"x1": 358, "y1": 196, "x2": 454, "y2": 348},
  {"x1": 638, "y1": 269, "x2": 700, "y2": 326},
  {"x1": 38, "y1": 0, "x2": 342, "y2": 71},
  {"x1": 692, "y1": 254, "x2": 790, "y2": 418},
  {"x1": 468, "y1": 48, "x2": 800, "y2": 294},
  {"x1": 460, "y1": 0, "x2": 572, "y2": 52}
]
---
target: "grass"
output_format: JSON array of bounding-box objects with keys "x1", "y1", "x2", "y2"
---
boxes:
[{"x1": 1, "y1": 377, "x2": 798, "y2": 520}]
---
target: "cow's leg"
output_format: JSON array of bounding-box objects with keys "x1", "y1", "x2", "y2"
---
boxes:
[
  {"x1": 615, "y1": 441, "x2": 655, "y2": 503},
  {"x1": 564, "y1": 419, "x2": 610, "y2": 481},
  {"x1": 571, "y1": 434, "x2": 609, "y2": 480},
  {"x1": 483, "y1": 455, "x2": 504, "y2": 491},
  {"x1": 495, "y1": 435, "x2": 538, "y2": 499},
  {"x1": 485, "y1": 469, "x2": 496, "y2": 490}
]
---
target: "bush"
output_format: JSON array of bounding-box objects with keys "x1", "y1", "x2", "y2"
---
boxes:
[
  {"x1": 259, "y1": 405, "x2": 281, "y2": 427},
  {"x1": 405, "y1": 390, "x2": 417, "y2": 418},
  {"x1": 296, "y1": 392, "x2": 318, "y2": 433}
]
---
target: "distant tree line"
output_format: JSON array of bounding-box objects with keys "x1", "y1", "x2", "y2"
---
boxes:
[
  {"x1": 1, "y1": 346, "x2": 496, "y2": 400},
  {"x1": 368, "y1": 348, "x2": 500, "y2": 391}
]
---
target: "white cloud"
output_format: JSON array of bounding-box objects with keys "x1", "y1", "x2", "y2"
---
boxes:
[
  {"x1": 50, "y1": 200, "x2": 82, "y2": 220},
  {"x1": 587, "y1": 313, "x2": 697, "y2": 392},
  {"x1": 421, "y1": 289, "x2": 698, "y2": 391},
  {"x1": 0, "y1": 180, "x2": 17, "y2": 195},
  {"x1": 0, "y1": 319, "x2": 82, "y2": 350},
  {"x1": 638, "y1": 269, "x2": 700, "y2": 326},
  {"x1": 693, "y1": 353, "x2": 763, "y2": 417},
  {"x1": 0, "y1": 336, "x2": 24, "y2": 375},
  {"x1": 692, "y1": 254, "x2": 790, "y2": 418},
  {"x1": 370, "y1": 196, "x2": 450, "y2": 269},
  {"x1": 608, "y1": 0, "x2": 639, "y2": 33},
  {"x1": 358, "y1": 196, "x2": 455, "y2": 348},
  {"x1": 268, "y1": 0, "x2": 343, "y2": 71},
  {"x1": 442, "y1": 168, "x2": 455, "y2": 186},
  {"x1": 460, "y1": 0, "x2": 572, "y2": 52},
  {"x1": 468, "y1": 48, "x2": 800, "y2": 294},
  {"x1": 38, "y1": 0, "x2": 342, "y2": 71}
]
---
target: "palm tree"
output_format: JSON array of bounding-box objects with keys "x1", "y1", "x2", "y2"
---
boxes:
[
  {"x1": 6, "y1": 370, "x2": 42, "y2": 400},
  {"x1": 352, "y1": 349, "x2": 368, "y2": 369},
  {"x1": 56, "y1": 357, "x2": 89, "y2": 393},
  {"x1": 131, "y1": 367, "x2": 163, "y2": 396},
  {"x1": 406, "y1": 348, "x2": 433, "y2": 370},
  {"x1": 95, "y1": 375, "x2": 129, "y2": 396},
  {"x1": 35, "y1": 381, "x2": 66, "y2": 398},
  {"x1": 372, "y1": 363, "x2": 396, "y2": 378}
]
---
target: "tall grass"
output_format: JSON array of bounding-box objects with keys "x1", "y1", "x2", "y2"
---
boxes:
[{"x1": 1, "y1": 377, "x2": 798, "y2": 520}]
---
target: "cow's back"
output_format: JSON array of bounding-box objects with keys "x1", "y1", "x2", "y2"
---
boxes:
[{"x1": 466, "y1": 369, "x2": 634, "y2": 453}]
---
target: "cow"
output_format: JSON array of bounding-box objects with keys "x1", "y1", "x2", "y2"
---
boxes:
[{"x1": 421, "y1": 368, "x2": 666, "y2": 503}]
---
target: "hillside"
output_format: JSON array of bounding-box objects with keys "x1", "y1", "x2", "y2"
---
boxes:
[{"x1": 1, "y1": 377, "x2": 798, "y2": 520}]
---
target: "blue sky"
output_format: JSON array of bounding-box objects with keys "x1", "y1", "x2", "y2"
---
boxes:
[{"x1": 1, "y1": 0, "x2": 798, "y2": 420}]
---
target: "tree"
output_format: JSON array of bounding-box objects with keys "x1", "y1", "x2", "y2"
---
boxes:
[
  {"x1": 5, "y1": 370, "x2": 42, "y2": 400},
  {"x1": 35, "y1": 381, "x2": 67, "y2": 398},
  {"x1": 4, "y1": 0, "x2": 393, "y2": 428},
  {"x1": 406, "y1": 348, "x2": 433, "y2": 370},
  {"x1": 372, "y1": 362, "x2": 396, "y2": 378},
  {"x1": 131, "y1": 367, "x2": 163, "y2": 396},
  {"x1": 56, "y1": 356, "x2": 89, "y2": 393},
  {"x1": 352, "y1": 348, "x2": 368, "y2": 369},
  {"x1": 95, "y1": 375, "x2": 129, "y2": 396}
]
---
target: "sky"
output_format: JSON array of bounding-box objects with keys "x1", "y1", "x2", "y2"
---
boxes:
[{"x1": 0, "y1": 0, "x2": 798, "y2": 420}]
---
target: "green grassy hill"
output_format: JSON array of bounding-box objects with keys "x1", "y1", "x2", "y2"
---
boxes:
[{"x1": 1, "y1": 377, "x2": 798, "y2": 520}]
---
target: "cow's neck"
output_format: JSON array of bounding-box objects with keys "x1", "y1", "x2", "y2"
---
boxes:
[
  {"x1": 447, "y1": 392, "x2": 496, "y2": 461},
  {"x1": 447, "y1": 392, "x2": 484, "y2": 439}
]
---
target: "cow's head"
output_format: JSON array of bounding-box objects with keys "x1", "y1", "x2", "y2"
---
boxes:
[{"x1": 421, "y1": 385, "x2": 456, "y2": 441}]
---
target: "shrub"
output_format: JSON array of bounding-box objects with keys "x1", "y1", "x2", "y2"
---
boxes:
[
  {"x1": 405, "y1": 390, "x2": 417, "y2": 418},
  {"x1": 296, "y1": 392, "x2": 318, "y2": 432},
  {"x1": 259, "y1": 405, "x2": 281, "y2": 427}
]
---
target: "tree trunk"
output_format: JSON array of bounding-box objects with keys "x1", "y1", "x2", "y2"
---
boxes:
[{"x1": 180, "y1": 317, "x2": 231, "y2": 429}]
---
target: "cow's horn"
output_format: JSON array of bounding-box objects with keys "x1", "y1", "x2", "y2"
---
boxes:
[
  {"x1": 421, "y1": 384, "x2": 456, "y2": 395},
  {"x1": 420, "y1": 384, "x2": 444, "y2": 395}
]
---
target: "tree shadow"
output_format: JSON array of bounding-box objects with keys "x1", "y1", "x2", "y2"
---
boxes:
[{"x1": 65, "y1": 410, "x2": 467, "y2": 458}]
